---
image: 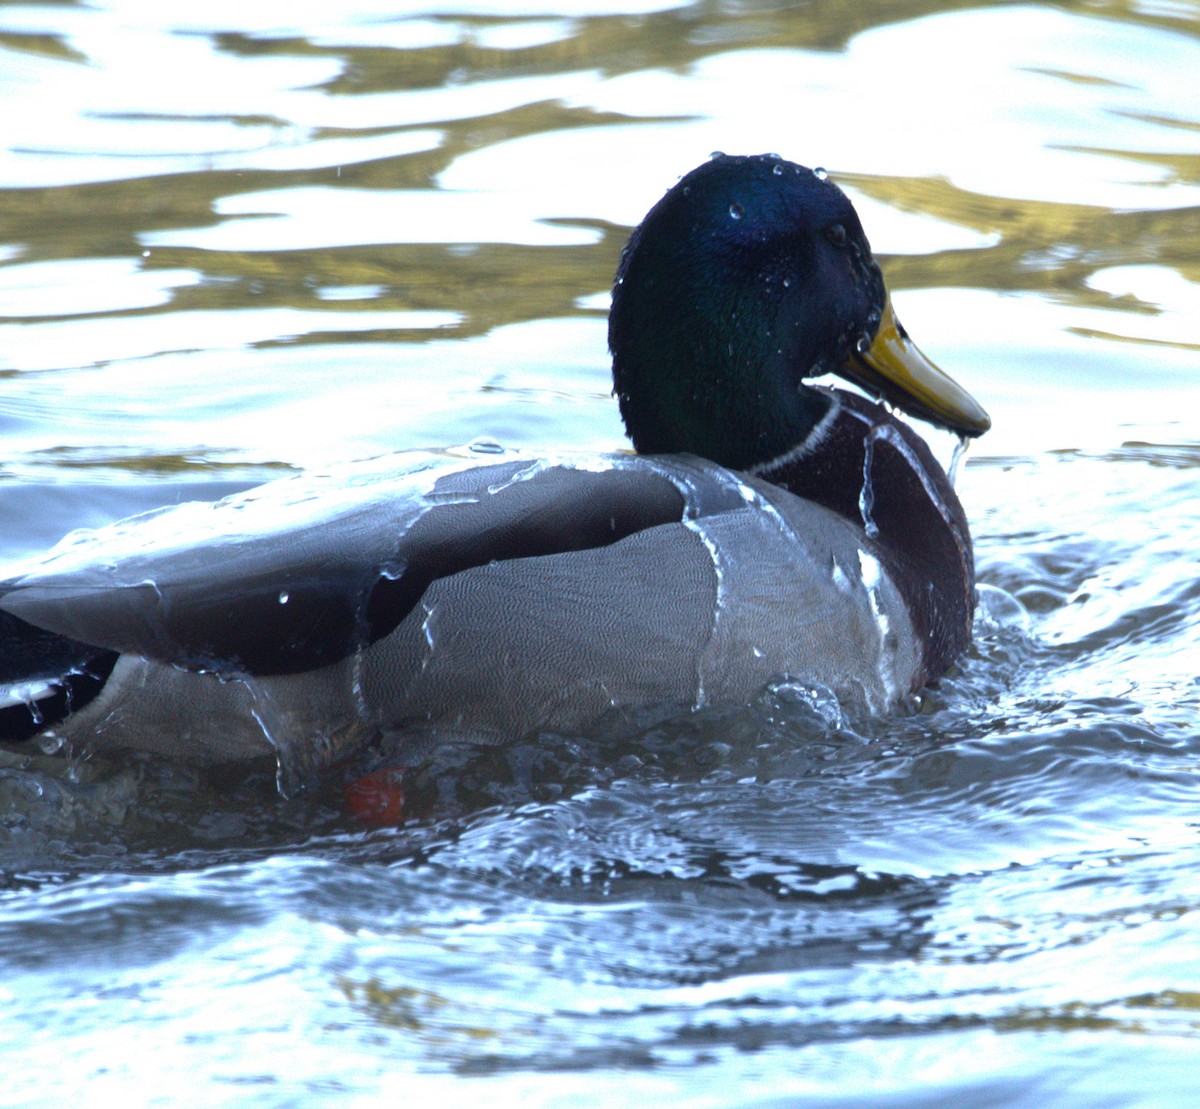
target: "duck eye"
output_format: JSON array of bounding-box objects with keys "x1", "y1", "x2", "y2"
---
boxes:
[{"x1": 825, "y1": 223, "x2": 848, "y2": 247}]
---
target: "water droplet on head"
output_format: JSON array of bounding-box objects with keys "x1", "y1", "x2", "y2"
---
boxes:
[
  {"x1": 729, "y1": 202, "x2": 744, "y2": 220},
  {"x1": 710, "y1": 150, "x2": 726, "y2": 160},
  {"x1": 772, "y1": 163, "x2": 784, "y2": 176},
  {"x1": 278, "y1": 590, "x2": 289, "y2": 604},
  {"x1": 813, "y1": 166, "x2": 829, "y2": 181},
  {"x1": 782, "y1": 277, "x2": 791, "y2": 288}
]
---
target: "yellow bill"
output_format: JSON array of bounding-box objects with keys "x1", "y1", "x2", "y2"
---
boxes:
[{"x1": 841, "y1": 297, "x2": 991, "y2": 437}]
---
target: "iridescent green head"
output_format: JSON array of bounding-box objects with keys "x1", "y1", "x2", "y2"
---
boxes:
[{"x1": 610, "y1": 153, "x2": 989, "y2": 469}]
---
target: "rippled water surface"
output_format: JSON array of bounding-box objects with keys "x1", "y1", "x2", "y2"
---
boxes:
[{"x1": 2, "y1": 1, "x2": 1199, "y2": 1103}]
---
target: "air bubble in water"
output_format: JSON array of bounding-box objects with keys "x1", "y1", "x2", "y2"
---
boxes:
[
  {"x1": 37, "y1": 732, "x2": 64, "y2": 755},
  {"x1": 468, "y1": 437, "x2": 505, "y2": 455}
]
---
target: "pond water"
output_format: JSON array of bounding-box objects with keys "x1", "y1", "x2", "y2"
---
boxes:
[{"x1": 1, "y1": 0, "x2": 1199, "y2": 1103}]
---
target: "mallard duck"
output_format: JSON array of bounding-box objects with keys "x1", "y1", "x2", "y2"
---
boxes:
[{"x1": 0, "y1": 153, "x2": 989, "y2": 788}]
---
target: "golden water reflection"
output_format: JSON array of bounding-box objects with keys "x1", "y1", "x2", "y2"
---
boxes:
[{"x1": 0, "y1": 0, "x2": 1196, "y2": 474}]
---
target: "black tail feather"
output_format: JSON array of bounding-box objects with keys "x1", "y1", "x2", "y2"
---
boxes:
[{"x1": 0, "y1": 607, "x2": 118, "y2": 743}]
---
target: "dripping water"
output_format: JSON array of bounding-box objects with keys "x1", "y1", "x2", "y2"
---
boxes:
[
  {"x1": 859, "y1": 427, "x2": 880, "y2": 539},
  {"x1": 948, "y1": 433, "x2": 972, "y2": 489},
  {"x1": 860, "y1": 421, "x2": 962, "y2": 538}
]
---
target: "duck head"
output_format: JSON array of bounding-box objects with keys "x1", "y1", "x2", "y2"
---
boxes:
[{"x1": 609, "y1": 153, "x2": 989, "y2": 470}]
